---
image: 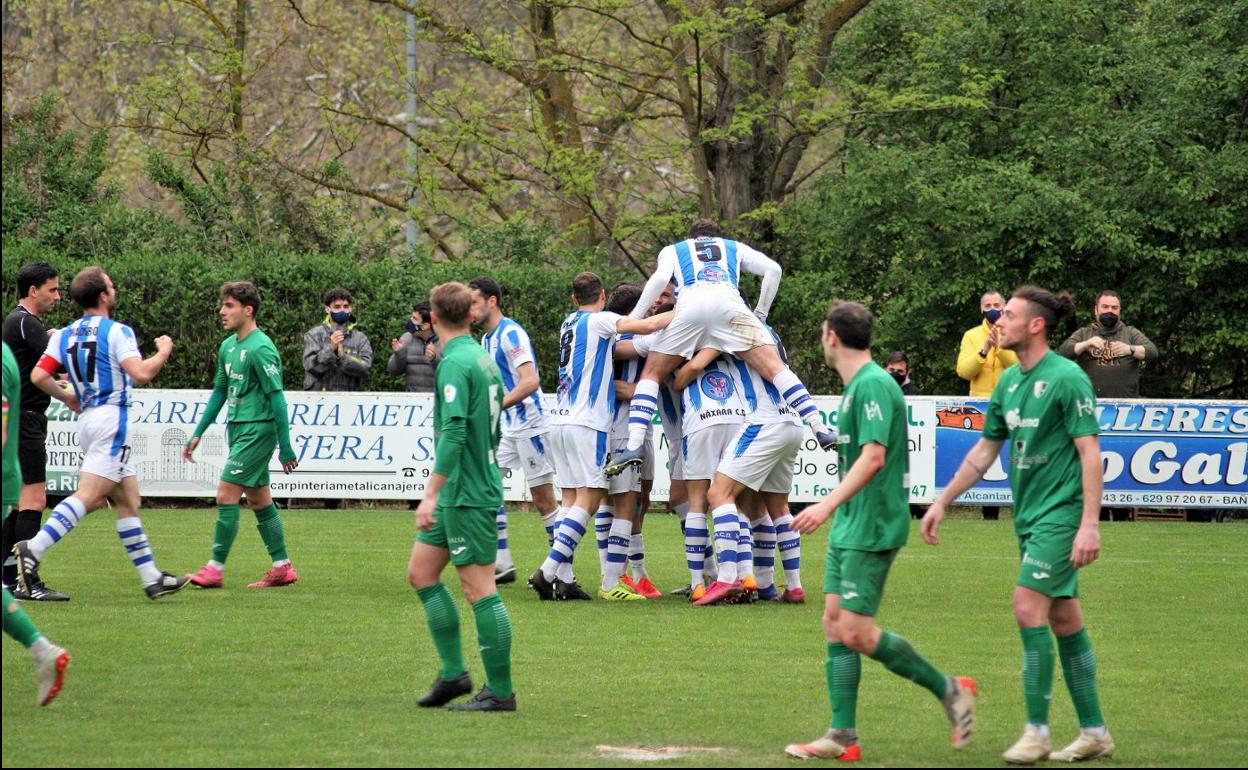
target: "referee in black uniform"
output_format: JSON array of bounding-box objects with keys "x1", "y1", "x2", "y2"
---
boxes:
[{"x1": 2, "y1": 262, "x2": 70, "y2": 600}]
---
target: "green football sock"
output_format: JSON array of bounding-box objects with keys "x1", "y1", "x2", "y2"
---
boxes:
[
  {"x1": 212, "y1": 503, "x2": 240, "y2": 564},
  {"x1": 1057, "y1": 628, "x2": 1105, "y2": 728},
  {"x1": 869, "y1": 631, "x2": 948, "y2": 699},
  {"x1": 1020, "y1": 625, "x2": 1055, "y2": 726},
  {"x1": 472, "y1": 593, "x2": 513, "y2": 699},
  {"x1": 253, "y1": 504, "x2": 288, "y2": 562},
  {"x1": 827, "y1": 642, "x2": 860, "y2": 730},
  {"x1": 416, "y1": 583, "x2": 466, "y2": 679},
  {"x1": 3, "y1": 588, "x2": 42, "y2": 648}
]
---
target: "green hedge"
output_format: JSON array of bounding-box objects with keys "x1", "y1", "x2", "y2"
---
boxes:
[{"x1": 1, "y1": 247, "x2": 842, "y2": 393}]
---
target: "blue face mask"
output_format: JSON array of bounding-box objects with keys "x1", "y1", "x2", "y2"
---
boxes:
[
  {"x1": 405, "y1": 319, "x2": 418, "y2": 334},
  {"x1": 330, "y1": 310, "x2": 351, "y2": 325},
  {"x1": 983, "y1": 308, "x2": 1002, "y2": 324}
]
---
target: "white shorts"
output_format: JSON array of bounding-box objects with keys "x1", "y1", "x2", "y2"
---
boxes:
[
  {"x1": 78, "y1": 405, "x2": 136, "y2": 483},
  {"x1": 716, "y1": 422, "x2": 803, "y2": 493},
  {"x1": 640, "y1": 437, "x2": 656, "y2": 482},
  {"x1": 681, "y1": 423, "x2": 741, "y2": 481},
  {"x1": 608, "y1": 439, "x2": 642, "y2": 495},
  {"x1": 659, "y1": 426, "x2": 685, "y2": 481},
  {"x1": 652, "y1": 288, "x2": 773, "y2": 359},
  {"x1": 497, "y1": 432, "x2": 556, "y2": 489},
  {"x1": 551, "y1": 424, "x2": 609, "y2": 490}
]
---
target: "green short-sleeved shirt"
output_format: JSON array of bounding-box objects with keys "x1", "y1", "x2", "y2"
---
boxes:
[
  {"x1": 828, "y1": 362, "x2": 911, "y2": 552},
  {"x1": 432, "y1": 335, "x2": 504, "y2": 510},
  {"x1": 983, "y1": 351, "x2": 1100, "y2": 534},
  {"x1": 215, "y1": 329, "x2": 285, "y2": 423},
  {"x1": 2, "y1": 343, "x2": 21, "y2": 507}
]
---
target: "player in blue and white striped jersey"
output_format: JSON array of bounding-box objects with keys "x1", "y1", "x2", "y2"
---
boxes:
[
  {"x1": 16, "y1": 267, "x2": 190, "y2": 601},
  {"x1": 592, "y1": 284, "x2": 663, "y2": 599},
  {"x1": 528, "y1": 273, "x2": 670, "y2": 602},
  {"x1": 708, "y1": 327, "x2": 807, "y2": 603},
  {"x1": 469, "y1": 277, "x2": 562, "y2": 585},
  {"x1": 669, "y1": 350, "x2": 748, "y2": 605},
  {"x1": 607, "y1": 220, "x2": 835, "y2": 479}
]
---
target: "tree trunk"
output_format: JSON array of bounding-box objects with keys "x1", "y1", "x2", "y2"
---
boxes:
[{"x1": 529, "y1": 2, "x2": 596, "y2": 246}]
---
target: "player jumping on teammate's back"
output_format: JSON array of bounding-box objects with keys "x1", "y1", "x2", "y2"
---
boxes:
[{"x1": 605, "y1": 220, "x2": 835, "y2": 479}]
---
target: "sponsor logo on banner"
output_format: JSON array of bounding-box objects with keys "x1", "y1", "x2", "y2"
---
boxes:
[{"x1": 39, "y1": 392, "x2": 1243, "y2": 508}]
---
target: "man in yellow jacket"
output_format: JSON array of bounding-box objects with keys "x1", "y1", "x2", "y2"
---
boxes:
[{"x1": 955, "y1": 290, "x2": 1018, "y2": 520}]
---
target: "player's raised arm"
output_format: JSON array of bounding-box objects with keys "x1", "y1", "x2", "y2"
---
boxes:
[
  {"x1": 738, "y1": 245, "x2": 782, "y2": 320},
  {"x1": 120, "y1": 335, "x2": 173, "y2": 385},
  {"x1": 629, "y1": 246, "x2": 677, "y2": 320}
]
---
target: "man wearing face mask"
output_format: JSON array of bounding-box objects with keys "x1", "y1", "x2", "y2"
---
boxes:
[
  {"x1": 303, "y1": 288, "x2": 374, "y2": 510},
  {"x1": 885, "y1": 352, "x2": 920, "y2": 396},
  {"x1": 303, "y1": 288, "x2": 374, "y2": 392},
  {"x1": 387, "y1": 301, "x2": 439, "y2": 393},
  {"x1": 957, "y1": 291, "x2": 1019, "y2": 521},
  {"x1": 1059, "y1": 290, "x2": 1157, "y2": 399}
]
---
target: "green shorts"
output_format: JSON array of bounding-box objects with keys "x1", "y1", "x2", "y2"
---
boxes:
[
  {"x1": 417, "y1": 505, "x2": 498, "y2": 567},
  {"x1": 823, "y1": 546, "x2": 898, "y2": 617},
  {"x1": 1017, "y1": 525, "x2": 1079, "y2": 599},
  {"x1": 221, "y1": 421, "x2": 277, "y2": 489}
]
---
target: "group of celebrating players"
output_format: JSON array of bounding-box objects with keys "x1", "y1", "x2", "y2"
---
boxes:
[
  {"x1": 4, "y1": 216, "x2": 1115, "y2": 764},
  {"x1": 475, "y1": 219, "x2": 834, "y2": 607}
]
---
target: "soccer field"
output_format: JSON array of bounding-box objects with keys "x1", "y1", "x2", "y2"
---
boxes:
[{"x1": 3, "y1": 509, "x2": 1245, "y2": 767}]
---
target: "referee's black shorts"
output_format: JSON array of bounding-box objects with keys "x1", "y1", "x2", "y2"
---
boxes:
[{"x1": 18, "y1": 410, "x2": 48, "y2": 485}]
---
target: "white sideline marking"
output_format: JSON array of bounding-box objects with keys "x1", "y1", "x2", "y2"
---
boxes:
[{"x1": 596, "y1": 745, "x2": 724, "y2": 762}]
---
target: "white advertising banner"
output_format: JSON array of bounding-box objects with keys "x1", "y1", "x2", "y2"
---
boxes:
[{"x1": 41, "y1": 391, "x2": 1244, "y2": 507}]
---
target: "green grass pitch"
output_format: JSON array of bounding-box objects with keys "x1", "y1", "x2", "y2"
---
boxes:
[{"x1": 4, "y1": 509, "x2": 1246, "y2": 767}]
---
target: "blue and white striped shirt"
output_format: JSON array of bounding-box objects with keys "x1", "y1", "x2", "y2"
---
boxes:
[
  {"x1": 552, "y1": 310, "x2": 620, "y2": 432},
  {"x1": 44, "y1": 315, "x2": 140, "y2": 409},
  {"x1": 481, "y1": 316, "x2": 548, "y2": 437}
]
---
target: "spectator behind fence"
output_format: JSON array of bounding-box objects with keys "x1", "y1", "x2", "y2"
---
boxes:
[
  {"x1": 885, "y1": 351, "x2": 921, "y2": 396},
  {"x1": 1060, "y1": 289, "x2": 1157, "y2": 522},
  {"x1": 1058, "y1": 290, "x2": 1157, "y2": 398},
  {"x1": 887, "y1": 351, "x2": 925, "y2": 520},
  {"x1": 302, "y1": 287, "x2": 373, "y2": 509},
  {"x1": 956, "y1": 290, "x2": 1018, "y2": 521},
  {"x1": 303, "y1": 288, "x2": 373, "y2": 392},
  {"x1": 388, "y1": 301, "x2": 440, "y2": 392}
]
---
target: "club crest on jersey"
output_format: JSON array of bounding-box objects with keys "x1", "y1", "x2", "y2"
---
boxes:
[
  {"x1": 1034, "y1": 380, "x2": 1049, "y2": 398},
  {"x1": 443, "y1": 384, "x2": 457, "y2": 403},
  {"x1": 240, "y1": 350, "x2": 248, "y2": 361},
  {"x1": 700, "y1": 370, "x2": 734, "y2": 402},
  {"x1": 697, "y1": 264, "x2": 728, "y2": 284}
]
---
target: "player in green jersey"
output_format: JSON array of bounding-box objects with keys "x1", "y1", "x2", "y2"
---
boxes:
[
  {"x1": 924, "y1": 285, "x2": 1113, "y2": 764},
  {"x1": 3, "y1": 342, "x2": 70, "y2": 705},
  {"x1": 408, "y1": 282, "x2": 515, "y2": 712},
  {"x1": 786, "y1": 302, "x2": 977, "y2": 762},
  {"x1": 184, "y1": 282, "x2": 300, "y2": 589}
]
